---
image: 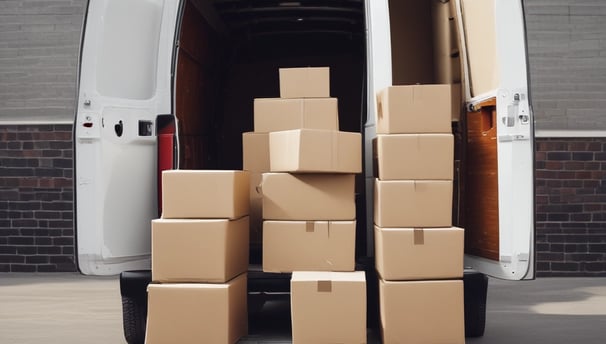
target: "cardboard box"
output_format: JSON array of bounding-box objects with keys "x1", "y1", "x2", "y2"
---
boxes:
[
  {"x1": 375, "y1": 226, "x2": 464, "y2": 280},
  {"x1": 146, "y1": 273, "x2": 248, "y2": 344},
  {"x1": 248, "y1": 172, "x2": 263, "y2": 244},
  {"x1": 261, "y1": 173, "x2": 355, "y2": 221},
  {"x1": 374, "y1": 179, "x2": 452, "y2": 227},
  {"x1": 379, "y1": 279, "x2": 464, "y2": 344},
  {"x1": 263, "y1": 220, "x2": 355, "y2": 273},
  {"x1": 291, "y1": 271, "x2": 366, "y2": 344},
  {"x1": 374, "y1": 134, "x2": 453, "y2": 180},
  {"x1": 376, "y1": 84, "x2": 452, "y2": 134},
  {"x1": 254, "y1": 98, "x2": 338, "y2": 132},
  {"x1": 279, "y1": 67, "x2": 330, "y2": 98},
  {"x1": 162, "y1": 170, "x2": 249, "y2": 219},
  {"x1": 242, "y1": 132, "x2": 270, "y2": 172},
  {"x1": 152, "y1": 217, "x2": 249, "y2": 283},
  {"x1": 270, "y1": 129, "x2": 361, "y2": 173}
]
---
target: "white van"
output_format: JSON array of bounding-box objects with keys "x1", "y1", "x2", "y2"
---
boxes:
[{"x1": 75, "y1": 0, "x2": 534, "y2": 341}]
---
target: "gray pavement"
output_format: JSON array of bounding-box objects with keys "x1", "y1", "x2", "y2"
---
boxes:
[{"x1": 0, "y1": 273, "x2": 605, "y2": 343}]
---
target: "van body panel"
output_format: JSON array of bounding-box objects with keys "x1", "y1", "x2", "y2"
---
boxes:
[
  {"x1": 456, "y1": 0, "x2": 535, "y2": 279},
  {"x1": 75, "y1": 0, "x2": 180, "y2": 275}
]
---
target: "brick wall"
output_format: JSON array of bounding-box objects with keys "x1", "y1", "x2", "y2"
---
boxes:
[
  {"x1": 0, "y1": 0, "x2": 85, "y2": 122},
  {"x1": 535, "y1": 137, "x2": 606, "y2": 276},
  {"x1": 525, "y1": 0, "x2": 606, "y2": 131},
  {"x1": 0, "y1": 125, "x2": 76, "y2": 272}
]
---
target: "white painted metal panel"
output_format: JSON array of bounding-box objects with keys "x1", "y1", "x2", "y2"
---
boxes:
[
  {"x1": 75, "y1": 0, "x2": 180, "y2": 275},
  {"x1": 458, "y1": 0, "x2": 535, "y2": 280}
]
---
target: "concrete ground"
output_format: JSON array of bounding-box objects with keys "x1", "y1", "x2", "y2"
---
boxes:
[{"x1": 0, "y1": 274, "x2": 604, "y2": 344}]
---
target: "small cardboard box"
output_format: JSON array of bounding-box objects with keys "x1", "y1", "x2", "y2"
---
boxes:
[
  {"x1": 291, "y1": 271, "x2": 366, "y2": 344},
  {"x1": 374, "y1": 134, "x2": 453, "y2": 180},
  {"x1": 279, "y1": 67, "x2": 330, "y2": 98},
  {"x1": 146, "y1": 273, "x2": 248, "y2": 344},
  {"x1": 374, "y1": 179, "x2": 452, "y2": 228},
  {"x1": 242, "y1": 132, "x2": 270, "y2": 172},
  {"x1": 152, "y1": 217, "x2": 249, "y2": 283},
  {"x1": 376, "y1": 84, "x2": 452, "y2": 134},
  {"x1": 263, "y1": 220, "x2": 355, "y2": 273},
  {"x1": 254, "y1": 98, "x2": 338, "y2": 132},
  {"x1": 379, "y1": 279, "x2": 464, "y2": 344},
  {"x1": 249, "y1": 172, "x2": 263, "y2": 244},
  {"x1": 375, "y1": 226, "x2": 464, "y2": 280},
  {"x1": 270, "y1": 129, "x2": 361, "y2": 173},
  {"x1": 162, "y1": 170, "x2": 249, "y2": 219},
  {"x1": 261, "y1": 173, "x2": 355, "y2": 221}
]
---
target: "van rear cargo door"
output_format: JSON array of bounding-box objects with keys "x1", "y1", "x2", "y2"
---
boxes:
[
  {"x1": 455, "y1": 0, "x2": 534, "y2": 280},
  {"x1": 74, "y1": 0, "x2": 180, "y2": 275}
]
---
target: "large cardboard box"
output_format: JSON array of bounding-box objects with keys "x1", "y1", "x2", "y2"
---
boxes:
[
  {"x1": 263, "y1": 220, "x2": 355, "y2": 272},
  {"x1": 261, "y1": 173, "x2": 355, "y2": 221},
  {"x1": 146, "y1": 273, "x2": 248, "y2": 344},
  {"x1": 242, "y1": 132, "x2": 270, "y2": 172},
  {"x1": 254, "y1": 98, "x2": 338, "y2": 132},
  {"x1": 279, "y1": 67, "x2": 330, "y2": 98},
  {"x1": 270, "y1": 129, "x2": 361, "y2": 173},
  {"x1": 374, "y1": 179, "x2": 452, "y2": 228},
  {"x1": 162, "y1": 170, "x2": 249, "y2": 219},
  {"x1": 374, "y1": 134, "x2": 453, "y2": 180},
  {"x1": 291, "y1": 271, "x2": 366, "y2": 344},
  {"x1": 151, "y1": 217, "x2": 249, "y2": 283},
  {"x1": 375, "y1": 226, "x2": 464, "y2": 280},
  {"x1": 376, "y1": 84, "x2": 452, "y2": 134},
  {"x1": 379, "y1": 279, "x2": 464, "y2": 344}
]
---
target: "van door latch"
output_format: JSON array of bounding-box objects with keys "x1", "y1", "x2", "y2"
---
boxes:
[{"x1": 502, "y1": 93, "x2": 520, "y2": 127}]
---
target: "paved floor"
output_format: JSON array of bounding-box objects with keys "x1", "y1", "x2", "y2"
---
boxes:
[{"x1": 0, "y1": 273, "x2": 605, "y2": 343}]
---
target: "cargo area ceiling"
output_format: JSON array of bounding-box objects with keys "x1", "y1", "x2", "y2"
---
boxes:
[{"x1": 212, "y1": 0, "x2": 365, "y2": 40}]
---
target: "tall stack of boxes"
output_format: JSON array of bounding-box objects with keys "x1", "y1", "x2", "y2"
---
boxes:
[
  {"x1": 145, "y1": 170, "x2": 250, "y2": 344},
  {"x1": 243, "y1": 67, "x2": 367, "y2": 343},
  {"x1": 374, "y1": 85, "x2": 466, "y2": 343}
]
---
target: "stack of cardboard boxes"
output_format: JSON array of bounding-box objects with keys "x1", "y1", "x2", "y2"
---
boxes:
[
  {"x1": 243, "y1": 67, "x2": 367, "y2": 343},
  {"x1": 145, "y1": 170, "x2": 250, "y2": 344},
  {"x1": 374, "y1": 85, "x2": 465, "y2": 343}
]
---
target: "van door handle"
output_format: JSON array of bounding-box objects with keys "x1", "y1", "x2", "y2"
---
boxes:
[{"x1": 502, "y1": 93, "x2": 520, "y2": 127}]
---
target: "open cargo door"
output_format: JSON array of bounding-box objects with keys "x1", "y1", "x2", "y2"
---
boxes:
[
  {"x1": 365, "y1": 0, "x2": 534, "y2": 280},
  {"x1": 454, "y1": 0, "x2": 534, "y2": 280},
  {"x1": 74, "y1": 0, "x2": 180, "y2": 275}
]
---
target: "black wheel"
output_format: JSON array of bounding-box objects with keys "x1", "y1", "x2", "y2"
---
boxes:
[
  {"x1": 122, "y1": 295, "x2": 147, "y2": 344},
  {"x1": 463, "y1": 271, "x2": 488, "y2": 337},
  {"x1": 120, "y1": 270, "x2": 151, "y2": 344}
]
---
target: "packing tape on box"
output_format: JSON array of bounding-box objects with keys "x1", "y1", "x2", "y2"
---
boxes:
[
  {"x1": 414, "y1": 228, "x2": 425, "y2": 245},
  {"x1": 317, "y1": 280, "x2": 332, "y2": 292},
  {"x1": 306, "y1": 221, "x2": 315, "y2": 232}
]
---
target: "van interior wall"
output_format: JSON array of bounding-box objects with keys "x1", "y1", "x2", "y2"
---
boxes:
[
  {"x1": 389, "y1": 0, "x2": 435, "y2": 85},
  {"x1": 176, "y1": 1, "x2": 224, "y2": 170},
  {"x1": 177, "y1": 3, "x2": 365, "y2": 171}
]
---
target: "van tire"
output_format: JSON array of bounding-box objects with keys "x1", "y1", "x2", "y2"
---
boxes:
[
  {"x1": 120, "y1": 270, "x2": 151, "y2": 344},
  {"x1": 122, "y1": 296, "x2": 147, "y2": 344},
  {"x1": 464, "y1": 271, "x2": 488, "y2": 337}
]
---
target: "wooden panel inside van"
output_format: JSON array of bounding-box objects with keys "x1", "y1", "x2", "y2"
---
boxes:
[{"x1": 463, "y1": 99, "x2": 499, "y2": 261}]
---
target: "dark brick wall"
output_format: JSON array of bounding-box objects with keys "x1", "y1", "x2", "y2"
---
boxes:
[
  {"x1": 0, "y1": 124, "x2": 76, "y2": 272},
  {"x1": 535, "y1": 137, "x2": 606, "y2": 277}
]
